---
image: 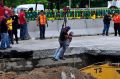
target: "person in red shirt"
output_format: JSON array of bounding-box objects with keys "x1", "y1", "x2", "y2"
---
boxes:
[
  {"x1": 118, "y1": 14, "x2": 120, "y2": 36},
  {"x1": 63, "y1": 6, "x2": 70, "y2": 16},
  {"x1": 113, "y1": 13, "x2": 120, "y2": 36},
  {"x1": 18, "y1": 9, "x2": 30, "y2": 40},
  {"x1": 0, "y1": 3, "x2": 5, "y2": 21},
  {"x1": 19, "y1": 9, "x2": 26, "y2": 25}
]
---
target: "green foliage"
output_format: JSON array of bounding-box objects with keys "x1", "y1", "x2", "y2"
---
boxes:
[{"x1": 3, "y1": 0, "x2": 112, "y2": 8}]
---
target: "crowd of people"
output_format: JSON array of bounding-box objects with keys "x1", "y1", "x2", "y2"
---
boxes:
[
  {"x1": 0, "y1": 4, "x2": 120, "y2": 61},
  {"x1": 0, "y1": 4, "x2": 30, "y2": 49},
  {"x1": 0, "y1": 4, "x2": 73, "y2": 61},
  {"x1": 102, "y1": 12, "x2": 120, "y2": 36}
]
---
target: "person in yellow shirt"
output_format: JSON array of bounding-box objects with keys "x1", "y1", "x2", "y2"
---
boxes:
[
  {"x1": 6, "y1": 16, "x2": 13, "y2": 44},
  {"x1": 91, "y1": 12, "x2": 96, "y2": 20}
]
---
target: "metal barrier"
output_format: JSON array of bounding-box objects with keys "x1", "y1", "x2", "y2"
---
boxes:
[{"x1": 25, "y1": 9, "x2": 120, "y2": 21}]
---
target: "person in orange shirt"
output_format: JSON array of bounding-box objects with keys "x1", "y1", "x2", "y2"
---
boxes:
[
  {"x1": 36, "y1": 10, "x2": 48, "y2": 39},
  {"x1": 113, "y1": 13, "x2": 120, "y2": 36},
  {"x1": 113, "y1": 13, "x2": 119, "y2": 36},
  {"x1": 118, "y1": 14, "x2": 120, "y2": 36}
]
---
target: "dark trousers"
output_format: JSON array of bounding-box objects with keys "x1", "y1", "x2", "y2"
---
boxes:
[
  {"x1": 59, "y1": 40, "x2": 67, "y2": 58},
  {"x1": 114, "y1": 23, "x2": 120, "y2": 36},
  {"x1": 20, "y1": 24, "x2": 30, "y2": 40},
  {"x1": 103, "y1": 23, "x2": 110, "y2": 36},
  {"x1": 39, "y1": 25, "x2": 45, "y2": 39},
  {"x1": 8, "y1": 30, "x2": 13, "y2": 44},
  {"x1": 12, "y1": 29, "x2": 18, "y2": 43}
]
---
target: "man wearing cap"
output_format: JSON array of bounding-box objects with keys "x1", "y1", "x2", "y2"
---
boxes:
[{"x1": 53, "y1": 26, "x2": 71, "y2": 61}]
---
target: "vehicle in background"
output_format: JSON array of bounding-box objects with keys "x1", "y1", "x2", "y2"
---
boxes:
[
  {"x1": 14, "y1": 4, "x2": 44, "y2": 15},
  {"x1": 108, "y1": 0, "x2": 120, "y2": 9}
]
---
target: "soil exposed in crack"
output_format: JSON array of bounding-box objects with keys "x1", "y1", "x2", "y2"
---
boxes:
[{"x1": 0, "y1": 66, "x2": 96, "y2": 79}]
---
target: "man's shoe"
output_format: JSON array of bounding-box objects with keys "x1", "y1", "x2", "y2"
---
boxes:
[
  {"x1": 0, "y1": 48, "x2": 6, "y2": 50},
  {"x1": 43, "y1": 38, "x2": 46, "y2": 40},
  {"x1": 52, "y1": 58, "x2": 58, "y2": 61},
  {"x1": 43, "y1": 37, "x2": 46, "y2": 39},
  {"x1": 60, "y1": 57, "x2": 65, "y2": 60},
  {"x1": 16, "y1": 41, "x2": 19, "y2": 44},
  {"x1": 11, "y1": 42, "x2": 14, "y2": 44},
  {"x1": 7, "y1": 46, "x2": 12, "y2": 48},
  {"x1": 102, "y1": 34, "x2": 105, "y2": 36},
  {"x1": 39, "y1": 37, "x2": 43, "y2": 40},
  {"x1": 40, "y1": 38, "x2": 44, "y2": 40},
  {"x1": 20, "y1": 38, "x2": 24, "y2": 40}
]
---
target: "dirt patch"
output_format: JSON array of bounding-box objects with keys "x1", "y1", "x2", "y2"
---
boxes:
[{"x1": 0, "y1": 66, "x2": 95, "y2": 79}]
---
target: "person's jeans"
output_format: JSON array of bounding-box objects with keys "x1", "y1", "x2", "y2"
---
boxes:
[
  {"x1": 54, "y1": 41, "x2": 68, "y2": 60},
  {"x1": 59, "y1": 41, "x2": 68, "y2": 58},
  {"x1": 54, "y1": 47, "x2": 63, "y2": 60},
  {"x1": 103, "y1": 24, "x2": 110, "y2": 36},
  {"x1": 39, "y1": 25, "x2": 45, "y2": 39},
  {"x1": 0, "y1": 33, "x2": 10, "y2": 49},
  {"x1": 20, "y1": 24, "x2": 30, "y2": 40}
]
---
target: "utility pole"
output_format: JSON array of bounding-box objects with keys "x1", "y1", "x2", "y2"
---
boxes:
[
  {"x1": 69, "y1": 0, "x2": 71, "y2": 8},
  {"x1": 2, "y1": 0, "x2": 3, "y2": 5},
  {"x1": 89, "y1": 0, "x2": 90, "y2": 8}
]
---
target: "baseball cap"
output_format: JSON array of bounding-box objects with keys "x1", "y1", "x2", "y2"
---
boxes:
[{"x1": 65, "y1": 26, "x2": 71, "y2": 30}]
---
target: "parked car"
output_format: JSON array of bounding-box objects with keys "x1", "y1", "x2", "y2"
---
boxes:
[{"x1": 14, "y1": 4, "x2": 44, "y2": 15}]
